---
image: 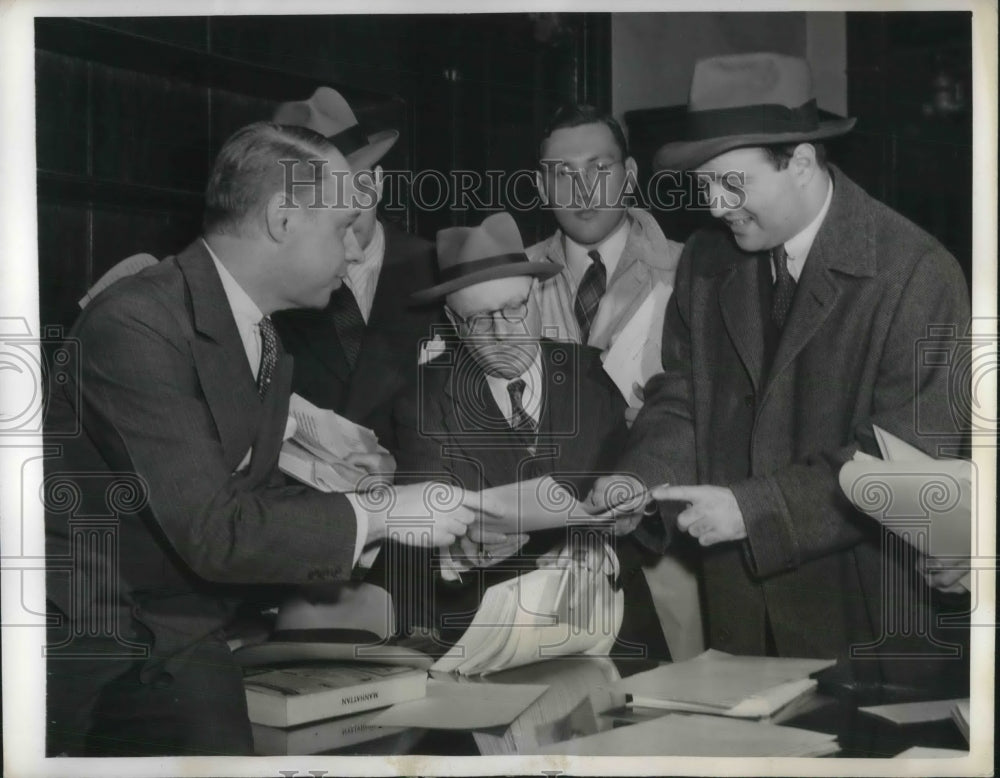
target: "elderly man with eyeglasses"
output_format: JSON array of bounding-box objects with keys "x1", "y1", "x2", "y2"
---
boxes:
[{"x1": 385, "y1": 212, "x2": 671, "y2": 659}]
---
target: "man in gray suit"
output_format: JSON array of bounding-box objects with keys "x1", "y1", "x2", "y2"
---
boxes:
[
  {"x1": 590, "y1": 53, "x2": 971, "y2": 687},
  {"x1": 44, "y1": 122, "x2": 474, "y2": 756}
]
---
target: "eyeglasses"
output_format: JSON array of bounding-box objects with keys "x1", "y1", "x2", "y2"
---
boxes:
[{"x1": 446, "y1": 298, "x2": 530, "y2": 334}]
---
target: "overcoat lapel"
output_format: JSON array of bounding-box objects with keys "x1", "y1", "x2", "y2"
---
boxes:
[{"x1": 718, "y1": 256, "x2": 767, "y2": 392}]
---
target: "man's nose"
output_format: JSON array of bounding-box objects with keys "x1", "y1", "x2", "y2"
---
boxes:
[{"x1": 706, "y1": 181, "x2": 731, "y2": 220}]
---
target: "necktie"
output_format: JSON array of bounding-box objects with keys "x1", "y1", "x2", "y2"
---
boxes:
[
  {"x1": 771, "y1": 244, "x2": 796, "y2": 330},
  {"x1": 507, "y1": 378, "x2": 537, "y2": 436},
  {"x1": 257, "y1": 316, "x2": 278, "y2": 398},
  {"x1": 574, "y1": 249, "x2": 606, "y2": 343},
  {"x1": 330, "y1": 283, "x2": 365, "y2": 370}
]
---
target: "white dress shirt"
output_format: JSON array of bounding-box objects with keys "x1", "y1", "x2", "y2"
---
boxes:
[
  {"x1": 205, "y1": 239, "x2": 372, "y2": 567},
  {"x1": 344, "y1": 221, "x2": 385, "y2": 323},
  {"x1": 772, "y1": 178, "x2": 835, "y2": 283}
]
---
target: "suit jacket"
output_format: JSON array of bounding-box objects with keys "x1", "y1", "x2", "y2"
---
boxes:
[
  {"x1": 273, "y1": 223, "x2": 441, "y2": 451},
  {"x1": 618, "y1": 166, "x2": 971, "y2": 684},
  {"x1": 45, "y1": 239, "x2": 360, "y2": 677},
  {"x1": 530, "y1": 207, "x2": 683, "y2": 353},
  {"x1": 393, "y1": 339, "x2": 627, "y2": 496}
]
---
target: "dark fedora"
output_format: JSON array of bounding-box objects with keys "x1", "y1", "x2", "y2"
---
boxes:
[
  {"x1": 274, "y1": 86, "x2": 398, "y2": 171},
  {"x1": 655, "y1": 52, "x2": 856, "y2": 172},
  {"x1": 410, "y1": 212, "x2": 562, "y2": 304}
]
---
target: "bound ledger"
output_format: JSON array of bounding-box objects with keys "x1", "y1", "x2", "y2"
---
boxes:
[{"x1": 244, "y1": 662, "x2": 427, "y2": 728}]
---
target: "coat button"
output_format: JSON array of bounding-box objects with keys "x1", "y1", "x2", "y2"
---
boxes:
[{"x1": 743, "y1": 394, "x2": 754, "y2": 407}]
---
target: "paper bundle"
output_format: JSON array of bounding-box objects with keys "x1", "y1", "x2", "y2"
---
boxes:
[{"x1": 839, "y1": 425, "x2": 972, "y2": 590}]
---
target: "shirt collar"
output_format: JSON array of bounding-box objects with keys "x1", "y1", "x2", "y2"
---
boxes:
[
  {"x1": 780, "y1": 177, "x2": 834, "y2": 282},
  {"x1": 484, "y1": 344, "x2": 544, "y2": 426},
  {"x1": 563, "y1": 213, "x2": 630, "y2": 281},
  {"x1": 203, "y1": 238, "x2": 265, "y2": 371},
  {"x1": 345, "y1": 220, "x2": 385, "y2": 322}
]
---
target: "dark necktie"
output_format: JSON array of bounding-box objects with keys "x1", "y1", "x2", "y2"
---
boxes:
[
  {"x1": 330, "y1": 283, "x2": 365, "y2": 370},
  {"x1": 574, "y1": 249, "x2": 606, "y2": 343},
  {"x1": 257, "y1": 316, "x2": 278, "y2": 398},
  {"x1": 507, "y1": 378, "x2": 537, "y2": 436},
  {"x1": 771, "y1": 244, "x2": 796, "y2": 330}
]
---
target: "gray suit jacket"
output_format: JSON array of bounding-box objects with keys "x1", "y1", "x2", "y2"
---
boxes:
[
  {"x1": 618, "y1": 167, "x2": 970, "y2": 682},
  {"x1": 45, "y1": 239, "x2": 360, "y2": 676}
]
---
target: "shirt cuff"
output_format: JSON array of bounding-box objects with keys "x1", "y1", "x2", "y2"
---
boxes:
[{"x1": 344, "y1": 492, "x2": 380, "y2": 569}]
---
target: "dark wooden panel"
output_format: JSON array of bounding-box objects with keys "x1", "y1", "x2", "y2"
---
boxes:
[
  {"x1": 95, "y1": 17, "x2": 209, "y2": 50},
  {"x1": 37, "y1": 203, "x2": 90, "y2": 329},
  {"x1": 91, "y1": 63, "x2": 208, "y2": 191},
  {"x1": 35, "y1": 51, "x2": 89, "y2": 175}
]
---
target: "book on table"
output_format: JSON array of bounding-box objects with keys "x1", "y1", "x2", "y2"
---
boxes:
[
  {"x1": 250, "y1": 707, "x2": 410, "y2": 755},
  {"x1": 614, "y1": 649, "x2": 836, "y2": 720},
  {"x1": 243, "y1": 662, "x2": 427, "y2": 728}
]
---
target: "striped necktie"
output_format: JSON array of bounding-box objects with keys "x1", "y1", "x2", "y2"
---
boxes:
[
  {"x1": 771, "y1": 244, "x2": 796, "y2": 330},
  {"x1": 573, "y1": 249, "x2": 606, "y2": 343},
  {"x1": 257, "y1": 316, "x2": 278, "y2": 398},
  {"x1": 330, "y1": 283, "x2": 365, "y2": 370},
  {"x1": 507, "y1": 378, "x2": 537, "y2": 436}
]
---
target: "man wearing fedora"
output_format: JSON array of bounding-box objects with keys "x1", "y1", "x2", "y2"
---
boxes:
[
  {"x1": 590, "y1": 53, "x2": 970, "y2": 686},
  {"x1": 530, "y1": 104, "x2": 703, "y2": 661},
  {"x1": 390, "y1": 212, "x2": 671, "y2": 658},
  {"x1": 44, "y1": 122, "x2": 476, "y2": 756},
  {"x1": 272, "y1": 87, "x2": 441, "y2": 451}
]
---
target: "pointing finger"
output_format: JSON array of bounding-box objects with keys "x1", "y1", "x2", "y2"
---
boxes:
[{"x1": 651, "y1": 484, "x2": 701, "y2": 502}]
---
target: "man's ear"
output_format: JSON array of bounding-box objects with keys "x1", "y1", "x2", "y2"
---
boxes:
[
  {"x1": 624, "y1": 156, "x2": 638, "y2": 182},
  {"x1": 263, "y1": 191, "x2": 295, "y2": 243},
  {"x1": 791, "y1": 143, "x2": 818, "y2": 186},
  {"x1": 373, "y1": 165, "x2": 386, "y2": 204}
]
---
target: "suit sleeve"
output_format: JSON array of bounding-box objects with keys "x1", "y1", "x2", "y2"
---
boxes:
[
  {"x1": 734, "y1": 247, "x2": 971, "y2": 577},
  {"x1": 616, "y1": 236, "x2": 699, "y2": 506},
  {"x1": 75, "y1": 288, "x2": 360, "y2": 585}
]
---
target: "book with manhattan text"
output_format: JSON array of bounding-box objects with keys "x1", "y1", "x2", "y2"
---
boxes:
[{"x1": 243, "y1": 662, "x2": 427, "y2": 728}]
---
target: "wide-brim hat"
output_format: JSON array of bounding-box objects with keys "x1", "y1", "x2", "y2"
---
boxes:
[
  {"x1": 231, "y1": 583, "x2": 431, "y2": 670},
  {"x1": 411, "y1": 212, "x2": 562, "y2": 304},
  {"x1": 274, "y1": 86, "x2": 399, "y2": 171},
  {"x1": 654, "y1": 52, "x2": 856, "y2": 172}
]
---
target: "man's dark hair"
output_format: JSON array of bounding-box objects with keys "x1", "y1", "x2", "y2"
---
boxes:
[
  {"x1": 539, "y1": 104, "x2": 629, "y2": 162},
  {"x1": 203, "y1": 122, "x2": 341, "y2": 236},
  {"x1": 760, "y1": 141, "x2": 828, "y2": 171}
]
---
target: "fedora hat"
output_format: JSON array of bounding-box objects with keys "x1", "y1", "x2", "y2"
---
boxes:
[
  {"x1": 274, "y1": 86, "x2": 399, "y2": 171},
  {"x1": 410, "y1": 212, "x2": 562, "y2": 304},
  {"x1": 654, "y1": 52, "x2": 856, "y2": 172},
  {"x1": 231, "y1": 582, "x2": 434, "y2": 670}
]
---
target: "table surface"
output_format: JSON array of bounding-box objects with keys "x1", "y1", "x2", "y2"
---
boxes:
[{"x1": 283, "y1": 655, "x2": 970, "y2": 758}]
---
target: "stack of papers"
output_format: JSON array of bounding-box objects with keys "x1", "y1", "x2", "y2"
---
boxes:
[
  {"x1": 431, "y1": 565, "x2": 622, "y2": 676},
  {"x1": 952, "y1": 699, "x2": 970, "y2": 742},
  {"x1": 369, "y1": 679, "x2": 548, "y2": 730},
  {"x1": 529, "y1": 712, "x2": 839, "y2": 757},
  {"x1": 839, "y1": 425, "x2": 972, "y2": 591},
  {"x1": 615, "y1": 650, "x2": 835, "y2": 719},
  {"x1": 859, "y1": 697, "x2": 967, "y2": 725},
  {"x1": 280, "y1": 393, "x2": 391, "y2": 492}
]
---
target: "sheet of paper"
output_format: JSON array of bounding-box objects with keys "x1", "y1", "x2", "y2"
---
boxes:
[
  {"x1": 529, "y1": 712, "x2": 838, "y2": 757},
  {"x1": 369, "y1": 679, "x2": 548, "y2": 729},
  {"x1": 288, "y1": 392, "x2": 380, "y2": 461},
  {"x1": 279, "y1": 439, "x2": 367, "y2": 492},
  {"x1": 614, "y1": 649, "x2": 835, "y2": 709},
  {"x1": 895, "y1": 746, "x2": 969, "y2": 758},
  {"x1": 859, "y1": 697, "x2": 968, "y2": 725},
  {"x1": 472, "y1": 475, "x2": 627, "y2": 534},
  {"x1": 873, "y1": 424, "x2": 934, "y2": 461},
  {"x1": 601, "y1": 281, "x2": 672, "y2": 408}
]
